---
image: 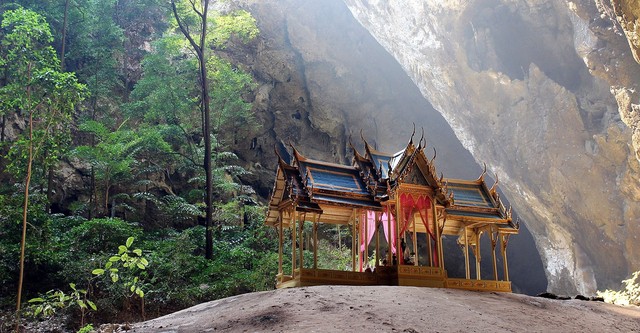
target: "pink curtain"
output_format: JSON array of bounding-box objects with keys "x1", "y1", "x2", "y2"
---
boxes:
[
  {"x1": 358, "y1": 209, "x2": 396, "y2": 271},
  {"x1": 359, "y1": 211, "x2": 378, "y2": 253},
  {"x1": 358, "y1": 211, "x2": 376, "y2": 271}
]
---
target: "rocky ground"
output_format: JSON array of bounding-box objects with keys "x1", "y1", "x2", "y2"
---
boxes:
[{"x1": 128, "y1": 286, "x2": 640, "y2": 332}]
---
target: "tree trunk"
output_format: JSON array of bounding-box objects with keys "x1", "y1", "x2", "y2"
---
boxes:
[
  {"x1": 16, "y1": 65, "x2": 35, "y2": 331},
  {"x1": 171, "y1": 0, "x2": 213, "y2": 259},
  {"x1": 200, "y1": 1, "x2": 214, "y2": 261}
]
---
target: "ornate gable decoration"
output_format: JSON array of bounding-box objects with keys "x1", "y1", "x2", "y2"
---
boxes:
[
  {"x1": 348, "y1": 129, "x2": 454, "y2": 206},
  {"x1": 405, "y1": 165, "x2": 429, "y2": 186}
]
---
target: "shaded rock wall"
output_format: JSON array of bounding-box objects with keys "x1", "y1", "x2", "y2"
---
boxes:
[
  {"x1": 226, "y1": 0, "x2": 547, "y2": 294},
  {"x1": 342, "y1": 0, "x2": 640, "y2": 294}
]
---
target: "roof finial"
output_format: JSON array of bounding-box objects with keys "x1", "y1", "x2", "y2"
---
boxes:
[
  {"x1": 418, "y1": 127, "x2": 425, "y2": 149},
  {"x1": 274, "y1": 144, "x2": 286, "y2": 165},
  {"x1": 409, "y1": 123, "x2": 416, "y2": 145},
  {"x1": 430, "y1": 147, "x2": 437, "y2": 164},
  {"x1": 476, "y1": 163, "x2": 487, "y2": 182},
  {"x1": 290, "y1": 143, "x2": 306, "y2": 163},
  {"x1": 360, "y1": 128, "x2": 366, "y2": 144},
  {"x1": 489, "y1": 172, "x2": 500, "y2": 195}
]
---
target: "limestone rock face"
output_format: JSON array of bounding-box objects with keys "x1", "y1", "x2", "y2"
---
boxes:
[
  {"x1": 611, "y1": 0, "x2": 640, "y2": 163},
  {"x1": 342, "y1": 0, "x2": 640, "y2": 294},
  {"x1": 225, "y1": 0, "x2": 483, "y2": 195},
  {"x1": 227, "y1": 0, "x2": 547, "y2": 294}
]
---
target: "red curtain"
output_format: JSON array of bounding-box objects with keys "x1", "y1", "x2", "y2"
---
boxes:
[{"x1": 398, "y1": 193, "x2": 438, "y2": 266}]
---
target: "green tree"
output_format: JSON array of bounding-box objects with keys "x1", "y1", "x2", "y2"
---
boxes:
[
  {"x1": 0, "y1": 7, "x2": 87, "y2": 326},
  {"x1": 72, "y1": 120, "x2": 175, "y2": 218},
  {"x1": 170, "y1": 0, "x2": 216, "y2": 260},
  {"x1": 164, "y1": 0, "x2": 258, "y2": 259}
]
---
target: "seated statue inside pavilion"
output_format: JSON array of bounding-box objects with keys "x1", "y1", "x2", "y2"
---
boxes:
[{"x1": 264, "y1": 133, "x2": 519, "y2": 292}]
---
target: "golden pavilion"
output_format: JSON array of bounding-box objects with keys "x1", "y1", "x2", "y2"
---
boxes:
[{"x1": 265, "y1": 133, "x2": 519, "y2": 292}]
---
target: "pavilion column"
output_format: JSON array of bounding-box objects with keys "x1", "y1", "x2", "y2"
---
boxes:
[
  {"x1": 427, "y1": 227, "x2": 433, "y2": 267},
  {"x1": 278, "y1": 212, "x2": 283, "y2": 280},
  {"x1": 410, "y1": 213, "x2": 416, "y2": 266},
  {"x1": 501, "y1": 234, "x2": 510, "y2": 281},
  {"x1": 299, "y1": 212, "x2": 305, "y2": 270},
  {"x1": 475, "y1": 230, "x2": 481, "y2": 280},
  {"x1": 396, "y1": 199, "x2": 401, "y2": 265},
  {"x1": 464, "y1": 226, "x2": 470, "y2": 279},
  {"x1": 387, "y1": 206, "x2": 392, "y2": 264},
  {"x1": 313, "y1": 214, "x2": 319, "y2": 270},
  {"x1": 364, "y1": 209, "x2": 368, "y2": 269},
  {"x1": 375, "y1": 212, "x2": 380, "y2": 267},
  {"x1": 352, "y1": 210, "x2": 356, "y2": 272},
  {"x1": 491, "y1": 227, "x2": 498, "y2": 281},
  {"x1": 291, "y1": 209, "x2": 296, "y2": 276},
  {"x1": 434, "y1": 205, "x2": 444, "y2": 269}
]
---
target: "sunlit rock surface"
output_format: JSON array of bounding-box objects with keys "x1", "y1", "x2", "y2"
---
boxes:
[{"x1": 342, "y1": 0, "x2": 640, "y2": 294}]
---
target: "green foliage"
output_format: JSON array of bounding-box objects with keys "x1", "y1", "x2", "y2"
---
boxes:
[
  {"x1": 0, "y1": 6, "x2": 87, "y2": 179},
  {"x1": 77, "y1": 324, "x2": 95, "y2": 333},
  {"x1": 93, "y1": 237, "x2": 148, "y2": 299},
  {"x1": 598, "y1": 270, "x2": 640, "y2": 306},
  {"x1": 0, "y1": 1, "x2": 273, "y2": 329},
  {"x1": 140, "y1": 220, "x2": 278, "y2": 310},
  {"x1": 27, "y1": 283, "x2": 96, "y2": 327},
  {"x1": 0, "y1": 7, "x2": 57, "y2": 71},
  {"x1": 207, "y1": 55, "x2": 257, "y2": 143},
  {"x1": 0, "y1": 190, "x2": 58, "y2": 296},
  {"x1": 65, "y1": 218, "x2": 142, "y2": 254},
  {"x1": 210, "y1": 10, "x2": 259, "y2": 48},
  {"x1": 315, "y1": 242, "x2": 353, "y2": 271},
  {"x1": 72, "y1": 120, "x2": 176, "y2": 217},
  {"x1": 127, "y1": 35, "x2": 199, "y2": 128}
]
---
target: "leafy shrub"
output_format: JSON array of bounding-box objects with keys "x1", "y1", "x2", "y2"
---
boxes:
[{"x1": 64, "y1": 218, "x2": 142, "y2": 254}]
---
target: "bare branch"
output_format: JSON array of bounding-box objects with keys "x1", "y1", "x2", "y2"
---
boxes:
[
  {"x1": 171, "y1": 0, "x2": 201, "y2": 53},
  {"x1": 189, "y1": 0, "x2": 204, "y2": 19}
]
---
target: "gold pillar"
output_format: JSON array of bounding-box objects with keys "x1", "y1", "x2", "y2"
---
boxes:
[
  {"x1": 396, "y1": 198, "x2": 402, "y2": 265},
  {"x1": 387, "y1": 206, "x2": 392, "y2": 264},
  {"x1": 364, "y1": 209, "x2": 368, "y2": 269},
  {"x1": 464, "y1": 226, "x2": 470, "y2": 279},
  {"x1": 501, "y1": 234, "x2": 510, "y2": 281},
  {"x1": 375, "y1": 212, "x2": 380, "y2": 267},
  {"x1": 352, "y1": 210, "x2": 356, "y2": 272},
  {"x1": 313, "y1": 214, "x2": 319, "y2": 270},
  {"x1": 427, "y1": 231, "x2": 433, "y2": 267},
  {"x1": 475, "y1": 230, "x2": 481, "y2": 280},
  {"x1": 412, "y1": 213, "x2": 418, "y2": 266},
  {"x1": 278, "y1": 213, "x2": 283, "y2": 279},
  {"x1": 299, "y1": 212, "x2": 305, "y2": 269},
  {"x1": 434, "y1": 204, "x2": 444, "y2": 269},
  {"x1": 491, "y1": 228, "x2": 498, "y2": 281},
  {"x1": 291, "y1": 209, "x2": 296, "y2": 276}
]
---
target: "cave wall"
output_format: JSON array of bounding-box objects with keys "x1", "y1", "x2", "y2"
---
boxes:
[
  {"x1": 225, "y1": 0, "x2": 547, "y2": 294},
  {"x1": 342, "y1": 0, "x2": 640, "y2": 294}
]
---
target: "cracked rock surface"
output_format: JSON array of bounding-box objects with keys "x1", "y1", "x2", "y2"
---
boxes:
[{"x1": 342, "y1": 0, "x2": 640, "y2": 293}]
